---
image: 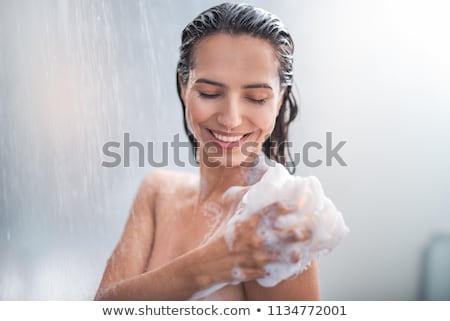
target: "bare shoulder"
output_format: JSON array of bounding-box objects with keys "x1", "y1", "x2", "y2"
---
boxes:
[
  {"x1": 139, "y1": 169, "x2": 199, "y2": 199},
  {"x1": 143, "y1": 169, "x2": 198, "y2": 184},
  {"x1": 95, "y1": 169, "x2": 199, "y2": 292},
  {"x1": 95, "y1": 170, "x2": 199, "y2": 293}
]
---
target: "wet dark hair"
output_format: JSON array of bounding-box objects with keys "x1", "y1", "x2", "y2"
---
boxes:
[{"x1": 176, "y1": 2, "x2": 298, "y2": 173}]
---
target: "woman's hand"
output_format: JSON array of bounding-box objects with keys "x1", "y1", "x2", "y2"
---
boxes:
[{"x1": 196, "y1": 200, "x2": 311, "y2": 288}]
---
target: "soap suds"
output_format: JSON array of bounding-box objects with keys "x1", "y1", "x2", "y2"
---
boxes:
[{"x1": 190, "y1": 160, "x2": 349, "y2": 299}]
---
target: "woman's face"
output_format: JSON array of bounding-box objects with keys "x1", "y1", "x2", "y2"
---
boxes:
[{"x1": 181, "y1": 33, "x2": 284, "y2": 168}]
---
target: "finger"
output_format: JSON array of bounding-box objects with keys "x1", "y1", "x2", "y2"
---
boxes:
[
  {"x1": 259, "y1": 249, "x2": 281, "y2": 263},
  {"x1": 275, "y1": 227, "x2": 311, "y2": 242},
  {"x1": 231, "y1": 266, "x2": 246, "y2": 282},
  {"x1": 236, "y1": 249, "x2": 280, "y2": 269},
  {"x1": 257, "y1": 202, "x2": 298, "y2": 227},
  {"x1": 274, "y1": 213, "x2": 313, "y2": 231},
  {"x1": 237, "y1": 268, "x2": 268, "y2": 281},
  {"x1": 289, "y1": 250, "x2": 301, "y2": 263}
]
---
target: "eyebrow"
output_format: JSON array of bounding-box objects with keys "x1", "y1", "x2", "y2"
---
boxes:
[{"x1": 195, "y1": 78, "x2": 273, "y2": 90}]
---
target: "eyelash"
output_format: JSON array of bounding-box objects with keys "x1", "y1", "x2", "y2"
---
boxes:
[
  {"x1": 198, "y1": 92, "x2": 220, "y2": 99},
  {"x1": 198, "y1": 92, "x2": 267, "y2": 105},
  {"x1": 250, "y1": 98, "x2": 267, "y2": 105}
]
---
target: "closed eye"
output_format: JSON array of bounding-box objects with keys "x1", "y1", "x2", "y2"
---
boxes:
[
  {"x1": 198, "y1": 92, "x2": 220, "y2": 99},
  {"x1": 247, "y1": 97, "x2": 267, "y2": 105}
]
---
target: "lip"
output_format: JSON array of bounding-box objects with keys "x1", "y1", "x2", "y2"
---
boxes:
[{"x1": 206, "y1": 129, "x2": 251, "y2": 149}]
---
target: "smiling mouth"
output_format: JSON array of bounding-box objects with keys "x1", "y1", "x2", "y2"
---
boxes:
[{"x1": 208, "y1": 129, "x2": 251, "y2": 143}]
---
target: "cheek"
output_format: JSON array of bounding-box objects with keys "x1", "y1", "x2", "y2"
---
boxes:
[
  {"x1": 255, "y1": 107, "x2": 278, "y2": 136},
  {"x1": 185, "y1": 97, "x2": 211, "y2": 135}
]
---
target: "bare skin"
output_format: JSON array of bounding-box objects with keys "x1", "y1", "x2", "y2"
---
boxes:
[
  {"x1": 95, "y1": 34, "x2": 320, "y2": 300},
  {"x1": 95, "y1": 169, "x2": 320, "y2": 300}
]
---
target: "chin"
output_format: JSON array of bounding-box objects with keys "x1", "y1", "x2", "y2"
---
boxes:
[{"x1": 200, "y1": 150, "x2": 248, "y2": 169}]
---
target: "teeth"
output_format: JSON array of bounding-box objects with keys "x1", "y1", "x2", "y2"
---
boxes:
[{"x1": 212, "y1": 131, "x2": 244, "y2": 142}]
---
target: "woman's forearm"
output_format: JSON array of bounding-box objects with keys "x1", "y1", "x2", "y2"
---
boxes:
[
  {"x1": 95, "y1": 261, "x2": 191, "y2": 300},
  {"x1": 95, "y1": 240, "x2": 227, "y2": 301}
]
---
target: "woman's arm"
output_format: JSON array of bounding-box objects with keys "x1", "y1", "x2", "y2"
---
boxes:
[
  {"x1": 95, "y1": 241, "x2": 231, "y2": 300},
  {"x1": 95, "y1": 171, "x2": 307, "y2": 300},
  {"x1": 243, "y1": 260, "x2": 320, "y2": 300},
  {"x1": 94, "y1": 170, "x2": 268, "y2": 300},
  {"x1": 94, "y1": 170, "x2": 212, "y2": 300}
]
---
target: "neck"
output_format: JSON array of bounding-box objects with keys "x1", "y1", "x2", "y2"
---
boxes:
[{"x1": 198, "y1": 153, "x2": 268, "y2": 201}]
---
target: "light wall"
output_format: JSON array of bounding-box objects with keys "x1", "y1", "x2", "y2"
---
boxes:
[{"x1": 0, "y1": 0, "x2": 449, "y2": 300}]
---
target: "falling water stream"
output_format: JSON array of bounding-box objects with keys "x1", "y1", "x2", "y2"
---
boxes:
[{"x1": 1, "y1": 0, "x2": 449, "y2": 300}]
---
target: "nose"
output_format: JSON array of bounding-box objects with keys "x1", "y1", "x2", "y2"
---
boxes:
[{"x1": 217, "y1": 97, "x2": 242, "y2": 129}]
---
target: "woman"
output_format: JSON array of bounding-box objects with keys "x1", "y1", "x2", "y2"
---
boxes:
[{"x1": 95, "y1": 2, "x2": 320, "y2": 300}]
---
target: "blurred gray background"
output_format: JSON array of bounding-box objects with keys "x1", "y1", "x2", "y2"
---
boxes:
[{"x1": 1, "y1": 0, "x2": 449, "y2": 300}]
